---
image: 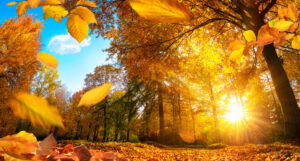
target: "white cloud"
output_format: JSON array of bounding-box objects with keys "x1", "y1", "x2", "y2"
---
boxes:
[{"x1": 47, "y1": 34, "x2": 91, "y2": 55}]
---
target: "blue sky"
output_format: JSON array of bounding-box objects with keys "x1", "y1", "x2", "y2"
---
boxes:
[{"x1": 1, "y1": 0, "x2": 112, "y2": 93}]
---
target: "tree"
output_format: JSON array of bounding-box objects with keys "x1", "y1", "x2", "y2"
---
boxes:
[
  {"x1": 0, "y1": 16, "x2": 42, "y2": 136},
  {"x1": 84, "y1": 64, "x2": 123, "y2": 141},
  {"x1": 91, "y1": 0, "x2": 300, "y2": 138}
]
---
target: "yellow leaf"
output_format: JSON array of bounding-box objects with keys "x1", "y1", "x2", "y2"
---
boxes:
[
  {"x1": 230, "y1": 48, "x2": 244, "y2": 61},
  {"x1": 77, "y1": 0, "x2": 97, "y2": 8},
  {"x1": 67, "y1": 14, "x2": 89, "y2": 43},
  {"x1": 28, "y1": 0, "x2": 41, "y2": 8},
  {"x1": 37, "y1": 52, "x2": 58, "y2": 68},
  {"x1": 129, "y1": 0, "x2": 192, "y2": 23},
  {"x1": 78, "y1": 82, "x2": 112, "y2": 107},
  {"x1": 9, "y1": 92, "x2": 64, "y2": 128},
  {"x1": 16, "y1": 1, "x2": 28, "y2": 17},
  {"x1": 6, "y1": 2, "x2": 17, "y2": 6},
  {"x1": 243, "y1": 30, "x2": 256, "y2": 42},
  {"x1": 43, "y1": 5, "x2": 68, "y2": 22},
  {"x1": 273, "y1": 20, "x2": 294, "y2": 31},
  {"x1": 292, "y1": 35, "x2": 300, "y2": 49},
  {"x1": 40, "y1": 0, "x2": 62, "y2": 6},
  {"x1": 0, "y1": 131, "x2": 37, "y2": 160},
  {"x1": 70, "y1": 6, "x2": 97, "y2": 24},
  {"x1": 228, "y1": 40, "x2": 245, "y2": 51}
]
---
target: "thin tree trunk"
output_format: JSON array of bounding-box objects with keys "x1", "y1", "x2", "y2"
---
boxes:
[
  {"x1": 262, "y1": 44, "x2": 300, "y2": 138},
  {"x1": 114, "y1": 128, "x2": 119, "y2": 141},
  {"x1": 102, "y1": 104, "x2": 107, "y2": 142},
  {"x1": 86, "y1": 123, "x2": 91, "y2": 141},
  {"x1": 208, "y1": 78, "x2": 220, "y2": 142},
  {"x1": 126, "y1": 128, "x2": 130, "y2": 142},
  {"x1": 93, "y1": 124, "x2": 99, "y2": 142},
  {"x1": 75, "y1": 119, "x2": 80, "y2": 139},
  {"x1": 158, "y1": 88, "x2": 165, "y2": 140},
  {"x1": 53, "y1": 127, "x2": 59, "y2": 139}
]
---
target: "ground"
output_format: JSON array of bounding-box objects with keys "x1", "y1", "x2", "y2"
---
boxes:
[{"x1": 60, "y1": 141, "x2": 300, "y2": 160}]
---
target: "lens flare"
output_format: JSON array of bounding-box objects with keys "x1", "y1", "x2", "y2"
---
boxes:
[{"x1": 224, "y1": 98, "x2": 244, "y2": 122}]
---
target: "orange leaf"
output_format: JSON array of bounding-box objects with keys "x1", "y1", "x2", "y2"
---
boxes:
[{"x1": 37, "y1": 52, "x2": 58, "y2": 68}]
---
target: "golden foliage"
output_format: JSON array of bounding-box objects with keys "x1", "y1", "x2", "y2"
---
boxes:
[
  {"x1": 43, "y1": 5, "x2": 68, "y2": 22},
  {"x1": 0, "y1": 131, "x2": 37, "y2": 160},
  {"x1": 37, "y1": 52, "x2": 58, "y2": 69},
  {"x1": 77, "y1": 0, "x2": 97, "y2": 8},
  {"x1": 78, "y1": 82, "x2": 112, "y2": 107},
  {"x1": 16, "y1": 1, "x2": 28, "y2": 17},
  {"x1": 9, "y1": 92, "x2": 64, "y2": 128},
  {"x1": 67, "y1": 14, "x2": 89, "y2": 43},
  {"x1": 273, "y1": 20, "x2": 294, "y2": 32},
  {"x1": 243, "y1": 30, "x2": 256, "y2": 43},
  {"x1": 129, "y1": 0, "x2": 192, "y2": 23},
  {"x1": 71, "y1": 6, "x2": 97, "y2": 24}
]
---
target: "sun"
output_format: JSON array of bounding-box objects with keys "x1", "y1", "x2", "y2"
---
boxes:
[{"x1": 224, "y1": 98, "x2": 244, "y2": 122}]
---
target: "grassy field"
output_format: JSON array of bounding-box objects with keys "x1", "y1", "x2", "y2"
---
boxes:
[{"x1": 59, "y1": 141, "x2": 300, "y2": 160}]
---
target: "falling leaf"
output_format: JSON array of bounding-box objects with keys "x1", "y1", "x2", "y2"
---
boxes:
[
  {"x1": 67, "y1": 14, "x2": 89, "y2": 43},
  {"x1": 74, "y1": 145, "x2": 92, "y2": 161},
  {"x1": 179, "y1": 130, "x2": 195, "y2": 143},
  {"x1": 16, "y1": 1, "x2": 29, "y2": 17},
  {"x1": 129, "y1": 0, "x2": 192, "y2": 23},
  {"x1": 6, "y1": 2, "x2": 18, "y2": 6},
  {"x1": 78, "y1": 82, "x2": 112, "y2": 107},
  {"x1": 273, "y1": 20, "x2": 293, "y2": 31},
  {"x1": 43, "y1": 5, "x2": 68, "y2": 22},
  {"x1": 70, "y1": 6, "x2": 97, "y2": 24},
  {"x1": 40, "y1": 0, "x2": 62, "y2": 6},
  {"x1": 37, "y1": 52, "x2": 59, "y2": 68},
  {"x1": 36, "y1": 134, "x2": 57, "y2": 156},
  {"x1": 0, "y1": 131, "x2": 37, "y2": 160},
  {"x1": 77, "y1": 0, "x2": 97, "y2": 8},
  {"x1": 243, "y1": 30, "x2": 256, "y2": 42},
  {"x1": 292, "y1": 35, "x2": 300, "y2": 49},
  {"x1": 28, "y1": 0, "x2": 41, "y2": 8},
  {"x1": 9, "y1": 92, "x2": 64, "y2": 128}
]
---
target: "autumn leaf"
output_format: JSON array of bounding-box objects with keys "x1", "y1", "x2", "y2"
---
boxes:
[
  {"x1": 257, "y1": 24, "x2": 278, "y2": 46},
  {"x1": 228, "y1": 40, "x2": 245, "y2": 51},
  {"x1": 9, "y1": 92, "x2": 64, "y2": 128},
  {"x1": 67, "y1": 14, "x2": 89, "y2": 43},
  {"x1": 129, "y1": 0, "x2": 192, "y2": 23},
  {"x1": 43, "y1": 5, "x2": 68, "y2": 22},
  {"x1": 16, "y1": 1, "x2": 29, "y2": 17},
  {"x1": 273, "y1": 20, "x2": 293, "y2": 32},
  {"x1": 292, "y1": 35, "x2": 300, "y2": 49},
  {"x1": 71, "y1": 6, "x2": 97, "y2": 24},
  {"x1": 268, "y1": 18, "x2": 279, "y2": 27},
  {"x1": 0, "y1": 131, "x2": 38, "y2": 160},
  {"x1": 28, "y1": 0, "x2": 41, "y2": 8},
  {"x1": 77, "y1": 0, "x2": 97, "y2": 8},
  {"x1": 37, "y1": 52, "x2": 59, "y2": 69},
  {"x1": 6, "y1": 2, "x2": 17, "y2": 6},
  {"x1": 36, "y1": 134, "x2": 57, "y2": 156},
  {"x1": 287, "y1": 3, "x2": 298, "y2": 21},
  {"x1": 243, "y1": 30, "x2": 256, "y2": 42},
  {"x1": 40, "y1": 0, "x2": 62, "y2": 6},
  {"x1": 288, "y1": 22, "x2": 298, "y2": 32},
  {"x1": 78, "y1": 82, "x2": 112, "y2": 107}
]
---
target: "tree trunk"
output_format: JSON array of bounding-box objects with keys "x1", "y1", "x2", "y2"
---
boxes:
[
  {"x1": 102, "y1": 104, "x2": 107, "y2": 142},
  {"x1": 114, "y1": 128, "x2": 119, "y2": 141},
  {"x1": 53, "y1": 127, "x2": 59, "y2": 139},
  {"x1": 158, "y1": 88, "x2": 165, "y2": 140},
  {"x1": 75, "y1": 119, "x2": 80, "y2": 139},
  {"x1": 126, "y1": 129, "x2": 130, "y2": 142},
  {"x1": 86, "y1": 123, "x2": 91, "y2": 141},
  {"x1": 262, "y1": 44, "x2": 300, "y2": 138},
  {"x1": 93, "y1": 124, "x2": 99, "y2": 142},
  {"x1": 208, "y1": 78, "x2": 220, "y2": 142}
]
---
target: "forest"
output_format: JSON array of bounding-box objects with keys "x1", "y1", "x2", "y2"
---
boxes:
[{"x1": 0, "y1": 0, "x2": 300, "y2": 160}]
